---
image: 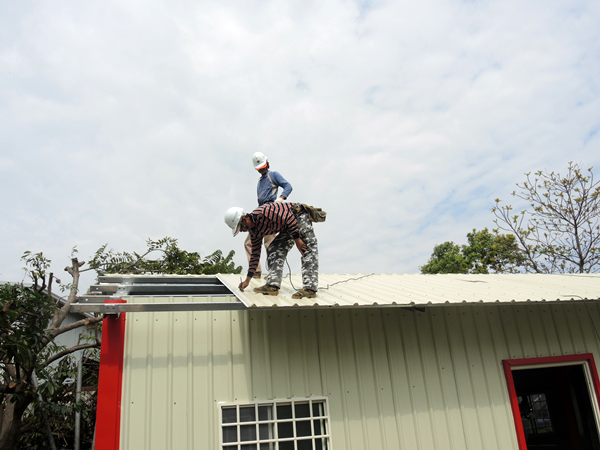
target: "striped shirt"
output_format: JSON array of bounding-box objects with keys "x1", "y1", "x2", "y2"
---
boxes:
[{"x1": 247, "y1": 202, "x2": 299, "y2": 277}]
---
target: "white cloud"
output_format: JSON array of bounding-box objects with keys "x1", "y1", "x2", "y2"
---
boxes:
[{"x1": 1, "y1": 0, "x2": 599, "y2": 289}]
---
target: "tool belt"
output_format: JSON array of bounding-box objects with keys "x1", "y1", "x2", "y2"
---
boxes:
[{"x1": 292, "y1": 203, "x2": 327, "y2": 223}]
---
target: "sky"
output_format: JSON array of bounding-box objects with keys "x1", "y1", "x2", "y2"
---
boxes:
[{"x1": 1, "y1": 0, "x2": 599, "y2": 292}]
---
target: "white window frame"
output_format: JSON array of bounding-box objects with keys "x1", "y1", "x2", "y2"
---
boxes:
[{"x1": 218, "y1": 397, "x2": 332, "y2": 450}]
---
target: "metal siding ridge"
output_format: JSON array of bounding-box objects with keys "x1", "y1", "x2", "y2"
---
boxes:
[
  {"x1": 367, "y1": 310, "x2": 401, "y2": 450},
  {"x1": 382, "y1": 310, "x2": 419, "y2": 449},
  {"x1": 429, "y1": 309, "x2": 468, "y2": 450},
  {"x1": 444, "y1": 306, "x2": 484, "y2": 449}
]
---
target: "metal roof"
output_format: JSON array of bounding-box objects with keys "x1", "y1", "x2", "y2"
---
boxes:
[
  {"x1": 75, "y1": 273, "x2": 600, "y2": 313},
  {"x1": 216, "y1": 273, "x2": 600, "y2": 308}
]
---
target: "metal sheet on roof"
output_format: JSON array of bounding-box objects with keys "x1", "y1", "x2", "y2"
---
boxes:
[{"x1": 216, "y1": 273, "x2": 600, "y2": 308}]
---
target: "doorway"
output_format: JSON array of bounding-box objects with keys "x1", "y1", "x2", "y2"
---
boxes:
[{"x1": 504, "y1": 355, "x2": 600, "y2": 450}]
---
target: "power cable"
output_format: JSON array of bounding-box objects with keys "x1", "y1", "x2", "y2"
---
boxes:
[
  {"x1": 284, "y1": 258, "x2": 376, "y2": 291},
  {"x1": 317, "y1": 273, "x2": 377, "y2": 291}
]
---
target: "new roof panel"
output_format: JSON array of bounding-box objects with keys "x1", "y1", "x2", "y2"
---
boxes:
[{"x1": 216, "y1": 273, "x2": 600, "y2": 308}]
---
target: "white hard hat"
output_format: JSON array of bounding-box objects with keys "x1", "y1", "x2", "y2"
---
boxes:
[
  {"x1": 224, "y1": 207, "x2": 244, "y2": 236},
  {"x1": 252, "y1": 152, "x2": 268, "y2": 170}
]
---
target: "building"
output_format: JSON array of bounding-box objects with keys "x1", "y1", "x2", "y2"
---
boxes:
[{"x1": 80, "y1": 273, "x2": 600, "y2": 450}]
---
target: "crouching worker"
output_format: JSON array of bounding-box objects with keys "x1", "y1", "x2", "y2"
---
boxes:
[{"x1": 224, "y1": 202, "x2": 322, "y2": 299}]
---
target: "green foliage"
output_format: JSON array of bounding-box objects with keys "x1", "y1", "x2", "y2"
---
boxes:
[
  {"x1": 19, "y1": 252, "x2": 52, "y2": 292},
  {"x1": 88, "y1": 237, "x2": 242, "y2": 276},
  {"x1": 420, "y1": 242, "x2": 470, "y2": 274},
  {"x1": 2, "y1": 253, "x2": 102, "y2": 450},
  {"x1": 16, "y1": 353, "x2": 99, "y2": 450},
  {"x1": 420, "y1": 228, "x2": 524, "y2": 274},
  {"x1": 493, "y1": 162, "x2": 600, "y2": 273},
  {"x1": 0, "y1": 283, "x2": 55, "y2": 398},
  {"x1": 463, "y1": 229, "x2": 525, "y2": 274}
]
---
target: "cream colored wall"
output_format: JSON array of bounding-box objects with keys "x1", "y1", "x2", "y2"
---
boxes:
[{"x1": 119, "y1": 299, "x2": 600, "y2": 450}]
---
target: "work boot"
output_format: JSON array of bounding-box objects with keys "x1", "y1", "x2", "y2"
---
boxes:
[
  {"x1": 253, "y1": 284, "x2": 279, "y2": 296},
  {"x1": 253, "y1": 271, "x2": 262, "y2": 279},
  {"x1": 292, "y1": 288, "x2": 316, "y2": 299}
]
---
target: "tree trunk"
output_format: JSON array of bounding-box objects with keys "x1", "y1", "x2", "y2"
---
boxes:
[{"x1": 0, "y1": 396, "x2": 25, "y2": 450}]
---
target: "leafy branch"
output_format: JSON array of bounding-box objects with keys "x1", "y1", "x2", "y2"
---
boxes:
[{"x1": 86, "y1": 237, "x2": 242, "y2": 276}]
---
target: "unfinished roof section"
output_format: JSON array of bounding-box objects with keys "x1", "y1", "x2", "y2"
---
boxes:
[
  {"x1": 217, "y1": 273, "x2": 600, "y2": 308},
  {"x1": 82, "y1": 275, "x2": 234, "y2": 301},
  {"x1": 82, "y1": 273, "x2": 600, "y2": 309}
]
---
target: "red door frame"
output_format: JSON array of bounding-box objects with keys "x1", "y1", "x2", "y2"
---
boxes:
[
  {"x1": 95, "y1": 300, "x2": 127, "y2": 450},
  {"x1": 503, "y1": 354, "x2": 600, "y2": 450}
]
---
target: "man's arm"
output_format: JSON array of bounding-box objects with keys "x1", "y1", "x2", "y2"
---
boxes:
[
  {"x1": 245, "y1": 233, "x2": 263, "y2": 281},
  {"x1": 271, "y1": 171, "x2": 292, "y2": 199}
]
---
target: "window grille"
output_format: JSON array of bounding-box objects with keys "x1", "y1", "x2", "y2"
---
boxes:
[
  {"x1": 518, "y1": 393, "x2": 553, "y2": 435},
  {"x1": 219, "y1": 398, "x2": 331, "y2": 450}
]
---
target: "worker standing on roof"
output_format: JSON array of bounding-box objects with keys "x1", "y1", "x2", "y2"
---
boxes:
[
  {"x1": 246, "y1": 152, "x2": 293, "y2": 279},
  {"x1": 224, "y1": 202, "x2": 319, "y2": 299}
]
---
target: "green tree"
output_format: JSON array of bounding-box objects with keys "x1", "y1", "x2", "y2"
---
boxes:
[
  {"x1": 463, "y1": 228, "x2": 525, "y2": 274},
  {"x1": 420, "y1": 228, "x2": 524, "y2": 274},
  {"x1": 1, "y1": 253, "x2": 103, "y2": 450},
  {"x1": 420, "y1": 241, "x2": 470, "y2": 274},
  {"x1": 88, "y1": 237, "x2": 242, "y2": 276},
  {"x1": 15, "y1": 352, "x2": 99, "y2": 450},
  {"x1": 492, "y1": 162, "x2": 600, "y2": 273}
]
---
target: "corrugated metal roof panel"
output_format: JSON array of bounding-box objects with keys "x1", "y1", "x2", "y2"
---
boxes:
[{"x1": 217, "y1": 273, "x2": 600, "y2": 308}]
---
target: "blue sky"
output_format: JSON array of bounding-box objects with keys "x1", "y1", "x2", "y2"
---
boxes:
[{"x1": 1, "y1": 0, "x2": 599, "y2": 290}]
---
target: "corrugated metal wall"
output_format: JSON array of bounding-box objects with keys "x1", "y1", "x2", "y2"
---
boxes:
[{"x1": 119, "y1": 298, "x2": 600, "y2": 450}]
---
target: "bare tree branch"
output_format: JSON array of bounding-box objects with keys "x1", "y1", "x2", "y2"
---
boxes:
[
  {"x1": 42, "y1": 343, "x2": 101, "y2": 369},
  {"x1": 493, "y1": 162, "x2": 600, "y2": 273}
]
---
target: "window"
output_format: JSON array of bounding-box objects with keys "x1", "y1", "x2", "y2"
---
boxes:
[
  {"x1": 219, "y1": 398, "x2": 330, "y2": 450},
  {"x1": 517, "y1": 393, "x2": 553, "y2": 435}
]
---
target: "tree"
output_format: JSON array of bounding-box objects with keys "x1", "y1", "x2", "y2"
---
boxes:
[
  {"x1": 14, "y1": 352, "x2": 99, "y2": 450},
  {"x1": 88, "y1": 237, "x2": 242, "y2": 275},
  {"x1": 1, "y1": 252, "x2": 102, "y2": 450},
  {"x1": 420, "y1": 241, "x2": 470, "y2": 274},
  {"x1": 420, "y1": 228, "x2": 524, "y2": 274},
  {"x1": 492, "y1": 162, "x2": 600, "y2": 273},
  {"x1": 463, "y1": 228, "x2": 525, "y2": 274}
]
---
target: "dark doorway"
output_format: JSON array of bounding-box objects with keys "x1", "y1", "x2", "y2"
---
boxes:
[{"x1": 512, "y1": 365, "x2": 600, "y2": 450}]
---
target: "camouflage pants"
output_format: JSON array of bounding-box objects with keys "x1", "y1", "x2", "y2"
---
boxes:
[{"x1": 265, "y1": 212, "x2": 319, "y2": 291}]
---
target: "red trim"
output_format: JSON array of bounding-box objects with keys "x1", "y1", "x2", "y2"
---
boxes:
[
  {"x1": 502, "y1": 360, "x2": 528, "y2": 450},
  {"x1": 95, "y1": 300, "x2": 127, "y2": 450},
  {"x1": 503, "y1": 353, "x2": 600, "y2": 450}
]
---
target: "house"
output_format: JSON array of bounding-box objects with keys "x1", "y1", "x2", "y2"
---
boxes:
[{"x1": 78, "y1": 273, "x2": 600, "y2": 450}]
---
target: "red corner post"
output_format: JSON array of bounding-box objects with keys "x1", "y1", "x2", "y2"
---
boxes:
[{"x1": 95, "y1": 300, "x2": 127, "y2": 450}]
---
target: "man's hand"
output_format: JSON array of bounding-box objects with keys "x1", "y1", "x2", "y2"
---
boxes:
[
  {"x1": 239, "y1": 277, "x2": 252, "y2": 291},
  {"x1": 295, "y1": 238, "x2": 307, "y2": 255}
]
